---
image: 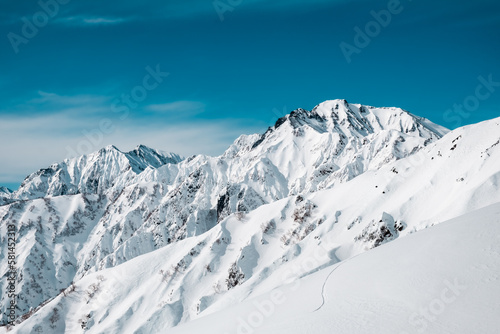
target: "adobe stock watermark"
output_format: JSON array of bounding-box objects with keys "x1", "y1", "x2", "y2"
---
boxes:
[
  {"x1": 65, "y1": 64, "x2": 169, "y2": 158},
  {"x1": 403, "y1": 278, "x2": 467, "y2": 333},
  {"x1": 7, "y1": 0, "x2": 70, "y2": 54},
  {"x1": 443, "y1": 74, "x2": 500, "y2": 128},
  {"x1": 340, "y1": 0, "x2": 411, "y2": 63},
  {"x1": 213, "y1": 0, "x2": 243, "y2": 22}
]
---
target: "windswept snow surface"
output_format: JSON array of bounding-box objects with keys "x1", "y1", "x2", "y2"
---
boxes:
[{"x1": 170, "y1": 203, "x2": 500, "y2": 334}]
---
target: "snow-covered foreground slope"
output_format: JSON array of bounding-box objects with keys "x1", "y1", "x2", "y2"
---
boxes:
[
  {"x1": 170, "y1": 203, "x2": 500, "y2": 334},
  {"x1": 2, "y1": 116, "x2": 499, "y2": 333}
]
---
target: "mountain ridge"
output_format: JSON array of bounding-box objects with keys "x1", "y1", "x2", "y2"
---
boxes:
[{"x1": 5, "y1": 144, "x2": 183, "y2": 203}]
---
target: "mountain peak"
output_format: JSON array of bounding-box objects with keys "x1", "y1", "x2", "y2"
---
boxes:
[
  {"x1": 253, "y1": 99, "x2": 446, "y2": 155},
  {"x1": 0, "y1": 186, "x2": 12, "y2": 194},
  {"x1": 127, "y1": 144, "x2": 183, "y2": 167},
  {"x1": 129, "y1": 144, "x2": 154, "y2": 157},
  {"x1": 102, "y1": 144, "x2": 120, "y2": 152},
  {"x1": 311, "y1": 99, "x2": 349, "y2": 116},
  {"x1": 10, "y1": 143, "x2": 183, "y2": 201}
]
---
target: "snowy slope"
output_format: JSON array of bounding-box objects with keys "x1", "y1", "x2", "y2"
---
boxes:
[
  {"x1": 169, "y1": 203, "x2": 500, "y2": 334},
  {"x1": 2, "y1": 115, "x2": 499, "y2": 333}
]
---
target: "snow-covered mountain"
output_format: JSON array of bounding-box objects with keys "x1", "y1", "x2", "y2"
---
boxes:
[
  {"x1": 11, "y1": 145, "x2": 183, "y2": 201},
  {"x1": 1, "y1": 99, "x2": 498, "y2": 333}
]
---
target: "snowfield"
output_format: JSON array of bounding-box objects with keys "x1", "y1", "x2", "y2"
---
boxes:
[
  {"x1": 169, "y1": 203, "x2": 500, "y2": 334},
  {"x1": 0, "y1": 100, "x2": 499, "y2": 333}
]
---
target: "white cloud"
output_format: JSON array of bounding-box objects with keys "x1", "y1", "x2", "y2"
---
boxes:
[
  {"x1": 82, "y1": 17, "x2": 126, "y2": 25},
  {"x1": 0, "y1": 91, "x2": 112, "y2": 119},
  {"x1": 146, "y1": 101, "x2": 205, "y2": 113},
  {"x1": 30, "y1": 91, "x2": 110, "y2": 109},
  {"x1": 56, "y1": 16, "x2": 129, "y2": 26}
]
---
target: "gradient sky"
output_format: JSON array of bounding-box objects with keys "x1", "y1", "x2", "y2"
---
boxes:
[{"x1": 0, "y1": 0, "x2": 499, "y2": 190}]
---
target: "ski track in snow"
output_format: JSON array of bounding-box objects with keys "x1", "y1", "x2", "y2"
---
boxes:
[
  {"x1": 313, "y1": 254, "x2": 360, "y2": 312},
  {"x1": 313, "y1": 265, "x2": 339, "y2": 312}
]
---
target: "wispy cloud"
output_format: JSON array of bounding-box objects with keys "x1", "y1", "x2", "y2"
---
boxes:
[
  {"x1": 82, "y1": 17, "x2": 127, "y2": 25},
  {"x1": 0, "y1": 91, "x2": 113, "y2": 116},
  {"x1": 146, "y1": 101, "x2": 205, "y2": 115},
  {"x1": 56, "y1": 16, "x2": 130, "y2": 26},
  {"x1": 31, "y1": 91, "x2": 110, "y2": 106},
  {"x1": 1, "y1": 0, "x2": 349, "y2": 28}
]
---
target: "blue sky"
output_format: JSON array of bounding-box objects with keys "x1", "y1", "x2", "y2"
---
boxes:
[{"x1": 0, "y1": 0, "x2": 499, "y2": 189}]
